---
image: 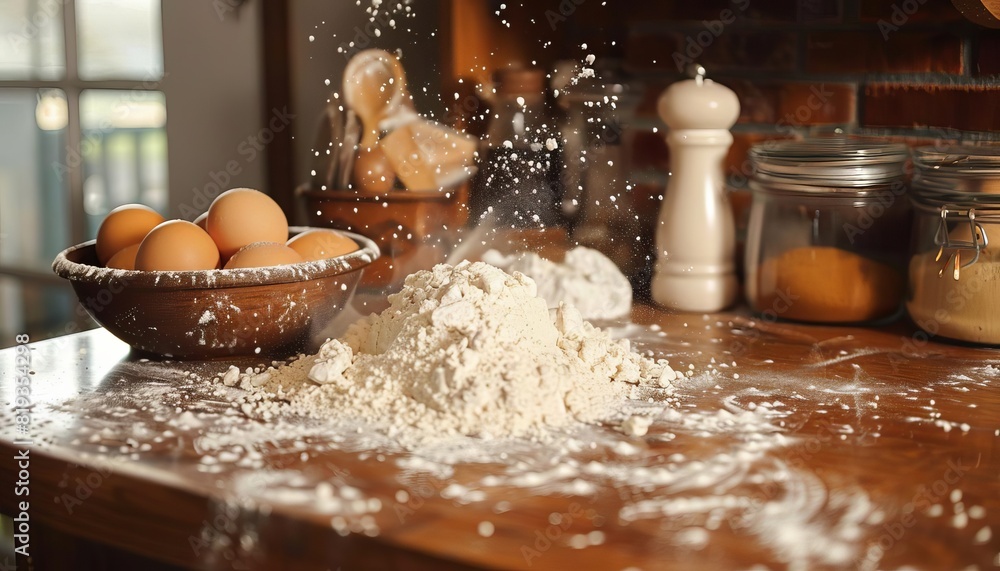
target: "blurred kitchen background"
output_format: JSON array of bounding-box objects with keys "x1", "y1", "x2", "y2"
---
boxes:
[{"x1": 1, "y1": 0, "x2": 998, "y2": 346}]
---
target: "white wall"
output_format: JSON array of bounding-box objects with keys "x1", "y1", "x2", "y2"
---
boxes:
[
  {"x1": 161, "y1": 0, "x2": 266, "y2": 220},
  {"x1": 160, "y1": 1, "x2": 444, "y2": 219}
]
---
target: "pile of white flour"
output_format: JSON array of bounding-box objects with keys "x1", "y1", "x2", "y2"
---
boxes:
[
  {"x1": 223, "y1": 261, "x2": 673, "y2": 445},
  {"x1": 481, "y1": 247, "x2": 632, "y2": 320}
]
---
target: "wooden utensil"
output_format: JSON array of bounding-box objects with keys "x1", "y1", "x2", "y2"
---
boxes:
[
  {"x1": 352, "y1": 146, "x2": 396, "y2": 193},
  {"x1": 342, "y1": 50, "x2": 409, "y2": 192},
  {"x1": 379, "y1": 117, "x2": 479, "y2": 190}
]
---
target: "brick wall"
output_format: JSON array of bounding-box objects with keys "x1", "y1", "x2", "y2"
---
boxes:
[
  {"x1": 609, "y1": 0, "x2": 1000, "y2": 190},
  {"x1": 451, "y1": 0, "x2": 1000, "y2": 290},
  {"x1": 556, "y1": 0, "x2": 1000, "y2": 290}
]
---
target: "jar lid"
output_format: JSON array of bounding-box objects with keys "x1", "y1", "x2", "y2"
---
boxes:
[
  {"x1": 750, "y1": 138, "x2": 909, "y2": 191},
  {"x1": 913, "y1": 145, "x2": 1000, "y2": 201}
]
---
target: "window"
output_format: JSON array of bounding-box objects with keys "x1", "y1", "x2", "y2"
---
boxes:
[
  {"x1": 0, "y1": 0, "x2": 167, "y2": 340},
  {"x1": 0, "y1": 1, "x2": 271, "y2": 346}
]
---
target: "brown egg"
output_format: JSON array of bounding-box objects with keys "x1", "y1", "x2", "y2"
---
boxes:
[
  {"x1": 193, "y1": 211, "x2": 208, "y2": 230},
  {"x1": 223, "y1": 241, "x2": 304, "y2": 269},
  {"x1": 206, "y1": 188, "x2": 288, "y2": 259},
  {"x1": 286, "y1": 229, "x2": 359, "y2": 261},
  {"x1": 352, "y1": 147, "x2": 396, "y2": 193},
  {"x1": 106, "y1": 243, "x2": 140, "y2": 270},
  {"x1": 135, "y1": 220, "x2": 221, "y2": 271},
  {"x1": 96, "y1": 204, "x2": 165, "y2": 265}
]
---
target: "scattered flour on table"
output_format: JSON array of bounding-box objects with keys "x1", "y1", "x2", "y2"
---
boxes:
[
  {"x1": 225, "y1": 261, "x2": 672, "y2": 446},
  {"x1": 50, "y1": 261, "x2": 942, "y2": 569},
  {"x1": 482, "y1": 246, "x2": 632, "y2": 320}
]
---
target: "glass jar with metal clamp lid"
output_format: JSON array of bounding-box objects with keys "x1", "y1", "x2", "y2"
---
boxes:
[
  {"x1": 745, "y1": 138, "x2": 911, "y2": 323},
  {"x1": 907, "y1": 145, "x2": 1000, "y2": 345}
]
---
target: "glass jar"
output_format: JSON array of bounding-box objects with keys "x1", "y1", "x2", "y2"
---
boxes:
[
  {"x1": 907, "y1": 145, "x2": 1000, "y2": 345},
  {"x1": 745, "y1": 139, "x2": 910, "y2": 323}
]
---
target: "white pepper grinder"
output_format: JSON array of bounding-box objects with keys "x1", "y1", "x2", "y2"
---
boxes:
[{"x1": 651, "y1": 65, "x2": 740, "y2": 312}]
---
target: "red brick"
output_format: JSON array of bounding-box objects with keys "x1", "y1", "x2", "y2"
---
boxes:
[
  {"x1": 776, "y1": 83, "x2": 857, "y2": 125},
  {"x1": 629, "y1": 130, "x2": 799, "y2": 181},
  {"x1": 626, "y1": 30, "x2": 797, "y2": 73},
  {"x1": 862, "y1": 83, "x2": 1000, "y2": 131},
  {"x1": 806, "y1": 31, "x2": 963, "y2": 73},
  {"x1": 859, "y1": 0, "x2": 965, "y2": 23},
  {"x1": 635, "y1": 80, "x2": 854, "y2": 127},
  {"x1": 975, "y1": 33, "x2": 1000, "y2": 76},
  {"x1": 634, "y1": 79, "x2": 780, "y2": 125},
  {"x1": 628, "y1": 129, "x2": 670, "y2": 171},
  {"x1": 864, "y1": 133, "x2": 964, "y2": 150}
]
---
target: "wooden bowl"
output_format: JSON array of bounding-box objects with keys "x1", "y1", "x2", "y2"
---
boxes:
[
  {"x1": 300, "y1": 184, "x2": 468, "y2": 289},
  {"x1": 52, "y1": 227, "x2": 379, "y2": 360}
]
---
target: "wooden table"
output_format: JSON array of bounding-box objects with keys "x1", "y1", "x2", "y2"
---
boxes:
[{"x1": 2, "y1": 306, "x2": 999, "y2": 570}]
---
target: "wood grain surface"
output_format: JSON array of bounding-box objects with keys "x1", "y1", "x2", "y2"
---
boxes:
[{"x1": 1, "y1": 305, "x2": 998, "y2": 570}]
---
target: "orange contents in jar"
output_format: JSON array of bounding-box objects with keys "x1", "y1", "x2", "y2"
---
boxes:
[{"x1": 756, "y1": 246, "x2": 903, "y2": 323}]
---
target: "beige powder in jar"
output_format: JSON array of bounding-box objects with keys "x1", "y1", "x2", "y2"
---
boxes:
[{"x1": 907, "y1": 247, "x2": 1000, "y2": 344}]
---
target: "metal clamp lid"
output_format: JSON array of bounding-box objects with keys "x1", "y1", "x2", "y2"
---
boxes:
[
  {"x1": 749, "y1": 138, "x2": 909, "y2": 192},
  {"x1": 932, "y1": 207, "x2": 991, "y2": 280},
  {"x1": 913, "y1": 144, "x2": 1000, "y2": 200}
]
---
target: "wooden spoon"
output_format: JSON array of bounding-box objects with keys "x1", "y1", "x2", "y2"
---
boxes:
[{"x1": 343, "y1": 50, "x2": 408, "y2": 192}]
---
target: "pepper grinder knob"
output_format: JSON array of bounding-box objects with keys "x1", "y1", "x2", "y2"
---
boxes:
[{"x1": 651, "y1": 65, "x2": 740, "y2": 312}]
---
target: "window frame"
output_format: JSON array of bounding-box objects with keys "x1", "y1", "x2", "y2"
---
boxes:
[{"x1": 0, "y1": 0, "x2": 167, "y2": 281}]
